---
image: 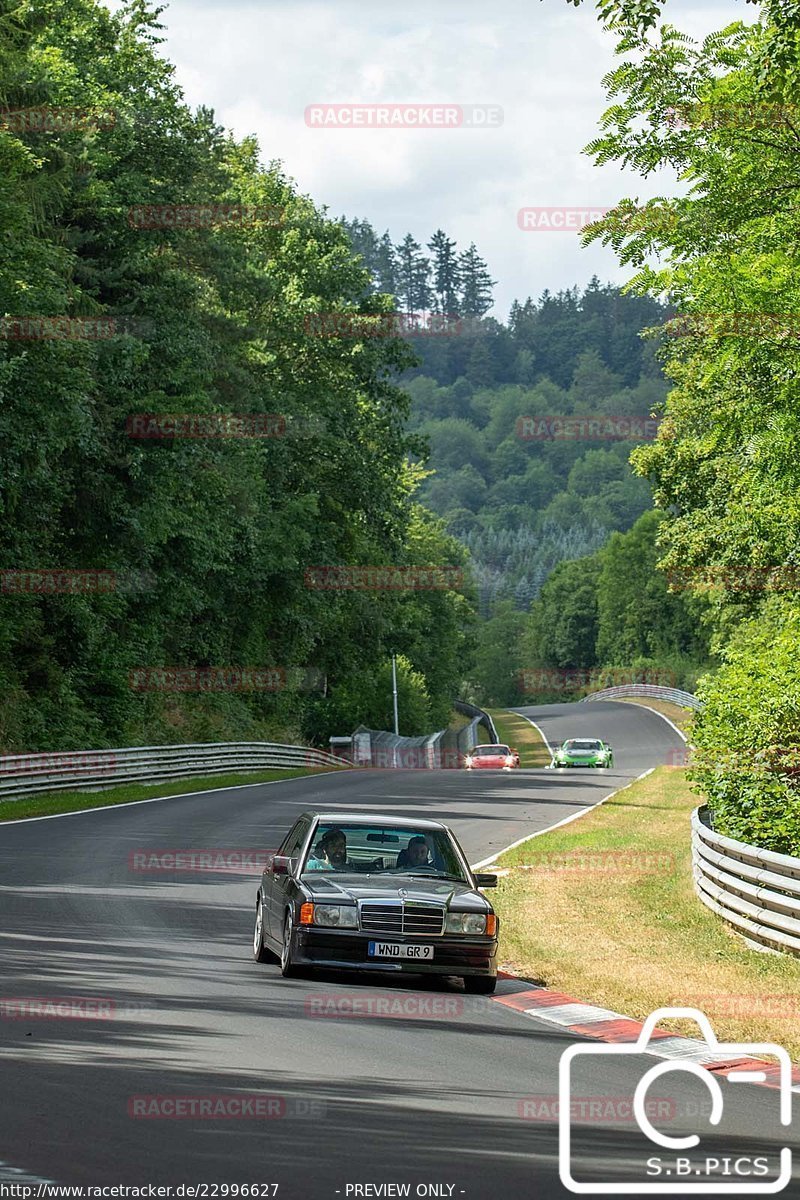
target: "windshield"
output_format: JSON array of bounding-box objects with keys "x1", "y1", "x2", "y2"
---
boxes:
[
  {"x1": 565, "y1": 740, "x2": 603, "y2": 751},
  {"x1": 473, "y1": 745, "x2": 510, "y2": 757},
  {"x1": 301, "y1": 823, "x2": 468, "y2": 880}
]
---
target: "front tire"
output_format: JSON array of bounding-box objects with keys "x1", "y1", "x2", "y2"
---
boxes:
[
  {"x1": 463, "y1": 975, "x2": 497, "y2": 995},
  {"x1": 253, "y1": 898, "x2": 272, "y2": 963},
  {"x1": 280, "y1": 909, "x2": 299, "y2": 978}
]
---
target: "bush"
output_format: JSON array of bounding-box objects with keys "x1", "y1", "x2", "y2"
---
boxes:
[
  {"x1": 303, "y1": 656, "x2": 433, "y2": 745},
  {"x1": 689, "y1": 596, "x2": 800, "y2": 856}
]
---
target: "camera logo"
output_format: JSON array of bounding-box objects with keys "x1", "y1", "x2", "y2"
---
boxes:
[{"x1": 559, "y1": 1008, "x2": 792, "y2": 1194}]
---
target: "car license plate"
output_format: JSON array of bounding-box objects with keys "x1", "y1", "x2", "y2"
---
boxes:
[{"x1": 368, "y1": 941, "x2": 434, "y2": 960}]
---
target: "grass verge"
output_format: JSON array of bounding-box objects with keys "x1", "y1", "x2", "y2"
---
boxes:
[
  {"x1": 618, "y1": 696, "x2": 694, "y2": 734},
  {"x1": 0, "y1": 766, "x2": 344, "y2": 824},
  {"x1": 489, "y1": 708, "x2": 551, "y2": 767},
  {"x1": 493, "y1": 765, "x2": 800, "y2": 1059}
]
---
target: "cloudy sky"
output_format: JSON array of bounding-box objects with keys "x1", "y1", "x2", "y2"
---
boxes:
[{"x1": 129, "y1": 0, "x2": 750, "y2": 317}]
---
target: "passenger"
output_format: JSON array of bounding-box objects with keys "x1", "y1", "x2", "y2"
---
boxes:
[{"x1": 396, "y1": 835, "x2": 432, "y2": 869}]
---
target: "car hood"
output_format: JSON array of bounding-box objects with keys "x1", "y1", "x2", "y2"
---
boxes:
[{"x1": 300, "y1": 874, "x2": 490, "y2": 910}]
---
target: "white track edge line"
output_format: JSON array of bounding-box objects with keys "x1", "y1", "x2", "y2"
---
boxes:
[
  {"x1": 617, "y1": 700, "x2": 689, "y2": 744},
  {"x1": 471, "y1": 767, "x2": 655, "y2": 870},
  {"x1": 0, "y1": 768, "x2": 357, "y2": 827},
  {"x1": 513, "y1": 710, "x2": 554, "y2": 759}
]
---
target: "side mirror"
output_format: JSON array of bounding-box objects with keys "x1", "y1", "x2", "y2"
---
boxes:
[
  {"x1": 474, "y1": 872, "x2": 497, "y2": 888},
  {"x1": 272, "y1": 855, "x2": 292, "y2": 875}
]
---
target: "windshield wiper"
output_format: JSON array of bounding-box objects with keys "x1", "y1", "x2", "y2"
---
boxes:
[{"x1": 404, "y1": 872, "x2": 466, "y2": 882}]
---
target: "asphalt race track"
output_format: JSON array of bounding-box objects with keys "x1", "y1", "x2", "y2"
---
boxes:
[{"x1": 1, "y1": 701, "x2": 797, "y2": 1198}]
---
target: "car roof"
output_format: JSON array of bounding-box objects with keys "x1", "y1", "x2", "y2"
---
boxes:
[
  {"x1": 473, "y1": 744, "x2": 508, "y2": 749},
  {"x1": 564, "y1": 737, "x2": 603, "y2": 742},
  {"x1": 297, "y1": 811, "x2": 449, "y2": 831}
]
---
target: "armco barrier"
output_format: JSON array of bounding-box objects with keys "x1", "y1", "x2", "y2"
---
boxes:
[
  {"x1": 453, "y1": 700, "x2": 499, "y2": 744},
  {"x1": 437, "y1": 702, "x2": 500, "y2": 767},
  {"x1": 333, "y1": 713, "x2": 491, "y2": 771},
  {"x1": 350, "y1": 726, "x2": 447, "y2": 769},
  {"x1": 580, "y1": 684, "x2": 703, "y2": 711},
  {"x1": 692, "y1": 807, "x2": 800, "y2": 957},
  {"x1": 0, "y1": 742, "x2": 349, "y2": 802}
]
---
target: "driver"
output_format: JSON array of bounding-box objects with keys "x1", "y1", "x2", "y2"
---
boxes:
[{"x1": 306, "y1": 827, "x2": 349, "y2": 871}]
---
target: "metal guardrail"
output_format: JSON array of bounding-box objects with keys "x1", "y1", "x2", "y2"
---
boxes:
[
  {"x1": 350, "y1": 727, "x2": 446, "y2": 769},
  {"x1": 580, "y1": 684, "x2": 703, "y2": 711},
  {"x1": 692, "y1": 807, "x2": 800, "y2": 957},
  {"x1": 435, "y1": 702, "x2": 501, "y2": 767},
  {"x1": 0, "y1": 742, "x2": 349, "y2": 802},
  {"x1": 453, "y1": 701, "x2": 499, "y2": 744}
]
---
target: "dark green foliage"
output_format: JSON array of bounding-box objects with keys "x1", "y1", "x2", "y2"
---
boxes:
[
  {"x1": 469, "y1": 601, "x2": 527, "y2": 707},
  {"x1": 523, "y1": 555, "x2": 603, "y2": 671},
  {"x1": 690, "y1": 598, "x2": 800, "y2": 856},
  {"x1": 399, "y1": 283, "x2": 667, "y2": 616},
  {"x1": 0, "y1": 0, "x2": 469, "y2": 751},
  {"x1": 517, "y1": 511, "x2": 713, "y2": 703},
  {"x1": 571, "y1": 0, "x2": 800, "y2": 849},
  {"x1": 340, "y1": 216, "x2": 495, "y2": 318},
  {"x1": 595, "y1": 511, "x2": 709, "y2": 667},
  {"x1": 458, "y1": 243, "x2": 496, "y2": 318},
  {"x1": 427, "y1": 229, "x2": 460, "y2": 315},
  {"x1": 395, "y1": 234, "x2": 433, "y2": 313}
]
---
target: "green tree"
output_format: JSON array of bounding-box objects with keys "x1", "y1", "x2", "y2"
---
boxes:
[
  {"x1": 691, "y1": 595, "x2": 800, "y2": 855},
  {"x1": 458, "y1": 243, "x2": 495, "y2": 317},
  {"x1": 595, "y1": 511, "x2": 708, "y2": 666},
  {"x1": 395, "y1": 234, "x2": 432, "y2": 312},
  {"x1": 0, "y1": 0, "x2": 472, "y2": 751},
  {"x1": 470, "y1": 601, "x2": 527, "y2": 705},
  {"x1": 581, "y1": 4, "x2": 800, "y2": 608},
  {"x1": 419, "y1": 418, "x2": 490, "y2": 475},
  {"x1": 523, "y1": 556, "x2": 602, "y2": 670},
  {"x1": 375, "y1": 230, "x2": 397, "y2": 294},
  {"x1": 569, "y1": 349, "x2": 624, "y2": 408},
  {"x1": 427, "y1": 228, "x2": 461, "y2": 315}
]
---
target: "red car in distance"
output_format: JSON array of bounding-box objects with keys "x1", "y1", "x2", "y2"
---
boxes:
[{"x1": 465, "y1": 744, "x2": 520, "y2": 770}]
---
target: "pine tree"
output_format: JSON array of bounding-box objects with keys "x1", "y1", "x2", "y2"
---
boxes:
[
  {"x1": 466, "y1": 338, "x2": 493, "y2": 388},
  {"x1": 458, "y1": 243, "x2": 495, "y2": 317},
  {"x1": 375, "y1": 231, "x2": 397, "y2": 295},
  {"x1": 427, "y1": 229, "x2": 460, "y2": 315},
  {"x1": 395, "y1": 234, "x2": 432, "y2": 312}
]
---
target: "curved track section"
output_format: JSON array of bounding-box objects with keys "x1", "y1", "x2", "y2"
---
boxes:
[{"x1": 0, "y1": 703, "x2": 791, "y2": 1196}]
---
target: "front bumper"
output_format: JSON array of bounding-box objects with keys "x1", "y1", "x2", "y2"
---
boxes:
[
  {"x1": 292, "y1": 926, "x2": 498, "y2": 976},
  {"x1": 465, "y1": 762, "x2": 514, "y2": 770},
  {"x1": 553, "y1": 758, "x2": 608, "y2": 767}
]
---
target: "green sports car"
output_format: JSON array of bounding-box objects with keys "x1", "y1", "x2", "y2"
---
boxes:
[{"x1": 551, "y1": 737, "x2": 614, "y2": 768}]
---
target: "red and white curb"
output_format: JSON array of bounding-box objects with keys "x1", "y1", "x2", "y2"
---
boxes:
[{"x1": 494, "y1": 974, "x2": 800, "y2": 1093}]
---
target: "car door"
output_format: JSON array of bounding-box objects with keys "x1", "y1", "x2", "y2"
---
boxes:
[{"x1": 267, "y1": 817, "x2": 311, "y2": 939}]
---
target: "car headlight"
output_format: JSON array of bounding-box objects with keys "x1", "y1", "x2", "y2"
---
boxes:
[
  {"x1": 312, "y1": 904, "x2": 358, "y2": 928},
  {"x1": 504, "y1": 756, "x2": 514, "y2": 765},
  {"x1": 465, "y1": 756, "x2": 473, "y2": 767},
  {"x1": 446, "y1": 912, "x2": 487, "y2": 935}
]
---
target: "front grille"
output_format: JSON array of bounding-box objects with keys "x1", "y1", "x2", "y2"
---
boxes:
[
  {"x1": 360, "y1": 904, "x2": 403, "y2": 935},
  {"x1": 359, "y1": 902, "x2": 445, "y2": 936},
  {"x1": 403, "y1": 904, "x2": 446, "y2": 935}
]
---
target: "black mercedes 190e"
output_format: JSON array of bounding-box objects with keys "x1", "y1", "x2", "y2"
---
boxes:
[{"x1": 253, "y1": 811, "x2": 499, "y2": 993}]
